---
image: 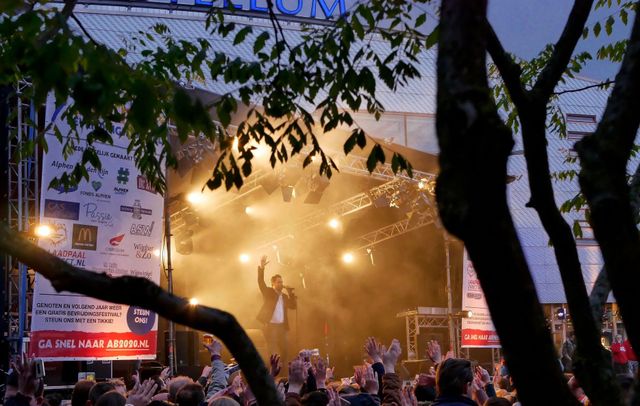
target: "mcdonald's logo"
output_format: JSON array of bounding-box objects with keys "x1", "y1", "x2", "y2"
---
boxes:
[{"x1": 72, "y1": 224, "x2": 98, "y2": 251}]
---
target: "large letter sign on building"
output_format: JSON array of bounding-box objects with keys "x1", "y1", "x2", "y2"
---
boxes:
[
  {"x1": 164, "y1": 0, "x2": 347, "y2": 19},
  {"x1": 461, "y1": 250, "x2": 501, "y2": 348},
  {"x1": 30, "y1": 98, "x2": 164, "y2": 360}
]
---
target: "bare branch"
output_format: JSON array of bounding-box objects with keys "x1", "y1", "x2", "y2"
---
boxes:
[
  {"x1": 553, "y1": 80, "x2": 615, "y2": 95},
  {"x1": 532, "y1": 0, "x2": 594, "y2": 100},
  {"x1": 485, "y1": 22, "x2": 528, "y2": 107},
  {"x1": 0, "y1": 223, "x2": 282, "y2": 406}
]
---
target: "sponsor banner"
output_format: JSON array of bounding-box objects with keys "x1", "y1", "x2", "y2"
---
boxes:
[
  {"x1": 30, "y1": 330, "x2": 156, "y2": 360},
  {"x1": 31, "y1": 96, "x2": 164, "y2": 360},
  {"x1": 461, "y1": 250, "x2": 501, "y2": 348}
]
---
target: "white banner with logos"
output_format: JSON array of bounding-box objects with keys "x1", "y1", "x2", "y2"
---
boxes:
[
  {"x1": 30, "y1": 98, "x2": 163, "y2": 360},
  {"x1": 461, "y1": 249, "x2": 500, "y2": 348}
]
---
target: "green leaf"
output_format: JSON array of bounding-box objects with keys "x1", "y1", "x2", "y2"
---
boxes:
[
  {"x1": 426, "y1": 25, "x2": 439, "y2": 49},
  {"x1": 620, "y1": 8, "x2": 629, "y2": 25},
  {"x1": 234, "y1": 26, "x2": 252, "y2": 45},
  {"x1": 366, "y1": 144, "x2": 385, "y2": 172},
  {"x1": 253, "y1": 31, "x2": 270, "y2": 54},
  {"x1": 605, "y1": 16, "x2": 615, "y2": 35},
  {"x1": 593, "y1": 22, "x2": 602, "y2": 37},
  {"x1": 415, "y1": 13, "x2": 427, "y2": 29}
]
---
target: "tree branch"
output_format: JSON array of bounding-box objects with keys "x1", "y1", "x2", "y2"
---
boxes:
[
  {"x1": 589, "y1": 160, "x2": 640, "y2": 327},
  {"x1": 532, "y1": 0, "x2": 594, "y2": 100},
  {"x1": 436, "y1": 1, "x2": 578, "y2": 404},
  {"x1": 485, "y1": 22, "x2": 528, "y2": 107},
  {"x1": 0, "y1": 223, "x2": 282, "y2": 406},
  {"x1": 37, "y1": 0, "x2": 78, "y2": 44},
  {"x1": 577, "y1": 4, "x2": 640, "y2": 360},
  {"x1": 553, "y1": 80, "x2": 615, "y2": 95}
]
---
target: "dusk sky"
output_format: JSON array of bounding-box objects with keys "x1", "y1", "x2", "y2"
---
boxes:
[{"x1": 488, "y1": 0, "x2": 633, "y2": 81}]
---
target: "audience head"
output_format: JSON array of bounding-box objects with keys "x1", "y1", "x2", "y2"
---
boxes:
[
  {"x1": 483, "y1": 397, "x2": 511, "y2": 406},
  {"x1": 436, "y1": 358, "x2": 474, "y2": 398},
  {"x1": 94, "y1": 391, "x2": 125, "y2": 406},
  {"x1": 87, "y1": 382, "x2": 116, "y2": 406},
  {"x1": 168, "y1": 377, "x2": 193, "y2": 403},
  {"x1": 209, "y1": 398, "x2": 240, "y2": 406},
  {"x1": 72, "y1": 380, "x2": 96, "y2": 406},
  {"x1": 174, "y1": 383, "x2": 204, "y2": 406}
]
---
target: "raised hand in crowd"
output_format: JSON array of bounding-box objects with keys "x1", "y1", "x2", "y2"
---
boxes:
[
  {"x1": 127, "y1": 379, "x2": 157, "y2": 406},
  {"x1": 269, "y1": 354, "x2": 281, "y2": 377},
  {"x1": 400, "y1": 386, "x2": 418, "y2": 406},
  {"x1": 353, "y1": 365, "x2": 365, "y2": 387},
  {"x1": 426, "y1": 340, "x2": 442, "y2": 364},
  {"x1": 13, "y1": 353, "x2": 39, "y2": 399},
  {"x1": 364, "y1": 336, "x2": 383, "y2": 364},
  {"x1": 240, "y1": 379, "x2": 256, "y2": 406},
  {"x1": 312, "y1": 357, "x2": 327, "y2": 389},
  {"x1": 287, "y1": 359, "x2": 307, "y2": 394},
  {"x1": 475, "y1": 365, "x2": 491, "y2": 386},
  {"x1": 382, "y1": 339, "x2": 402, "y2": 374},
  {"x1": 363, "y1": 365, "x2": 379, "y2": 395},
  {"x1": 203, "y1": 338, "x2": 223, "y2": 356},
  {"x1": 471, "y1": 374, "x2": 488, "y2": 406},
  {"x1": 199, "y1": 365, "x2": 213, "y2": 381},
  {"x1": 327, "y1": 388, "x2": 341, "y2": 406}
]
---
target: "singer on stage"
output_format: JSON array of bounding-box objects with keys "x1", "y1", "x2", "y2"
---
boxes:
[{"x1": 256, "y1": 255, "x2": 297, "y2": 362}]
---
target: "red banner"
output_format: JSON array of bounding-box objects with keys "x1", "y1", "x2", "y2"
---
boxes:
[
  {"x1": 461, "y1": 328, "x2": 501, "y2": 347},
  {"x1": 30, "y1": 330, "x2": 156, "y2": 359}
]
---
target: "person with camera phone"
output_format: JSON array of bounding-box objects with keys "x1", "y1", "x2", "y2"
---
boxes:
[{"x1": 256, "y1": 255, "x2": 297, "y2": 364}]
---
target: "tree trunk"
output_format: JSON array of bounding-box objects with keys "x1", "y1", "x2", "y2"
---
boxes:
[
  {"x1": 436, "y1": 1, "x2": 578, "y2": 404},
  {"x1": 519, "y1": 106, "x2": 620, "y2": 405},
  {"x1": 0, "y1": 223, "x2": 282, "y2": 406},
  {"x1": 577, "y1": 7, "x2": 640, "y2": 360}
]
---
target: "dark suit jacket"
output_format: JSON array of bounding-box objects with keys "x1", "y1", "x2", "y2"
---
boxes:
[{"x1": 257, "y1": 266, "x2": 297, "y2": 329}]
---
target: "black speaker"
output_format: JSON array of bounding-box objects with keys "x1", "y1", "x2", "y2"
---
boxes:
[{"x1": 165, "y1": 330, "x2": 199, "y2": 368}]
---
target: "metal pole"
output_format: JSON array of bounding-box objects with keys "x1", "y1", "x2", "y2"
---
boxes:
[
  {"x1": 164, "y1": 166, "x2": 176, "y2": 376},
  {"x1": 444, "y1": 234, "x2": 456, "y2": 356}
]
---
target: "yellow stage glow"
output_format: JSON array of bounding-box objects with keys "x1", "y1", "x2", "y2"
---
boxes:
[
  {"x1": 186, "y1": 192, "x2": 204, "y2": 204},
  {"x1": 239, "y1": 253, "x2": 251, "y2": 263},
  {"x1": 245, "y1": 206, "x2": 254, "y2": 215},
  {"x1": 189, "y1": 298, "x2": 198, "y2": 306},
  {"x1": 328, "y1": 218, "x2": 341, "y2": 229},
  {"x1": 34, "y1": 224, "x2": 52, "y2": 238},
  {"x1": 342, "y1": 252, "x2": 355, "y2": 264}
]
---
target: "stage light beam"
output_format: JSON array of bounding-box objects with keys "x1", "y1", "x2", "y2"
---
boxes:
[
  {"x1": 328, "y1": 218, "x2": 341, "y2": 229},
  {"x1": 189, "y1": 298, "x2": 199, "y2": 306},
  {"x1": 342, "y1": 252, "x2": 354, "y2": 264},
  {"x1": 186, "y1": 192, "x2": 204, "y2": 204},
  {"x1": 245, "y1": 206, "x2": 254, "y2": 215},
  {"x1": 34, "y1": 224, "x2": 52, "y2": 238},
  {"x1": 239, "y1": 253, "x2": 251, "y2": 263},
  {"x1": 153, "y1": 249, "x2": 161, "y2": 257}
]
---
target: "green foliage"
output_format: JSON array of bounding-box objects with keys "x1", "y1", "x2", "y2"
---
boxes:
[{"x1": 1, "y1": 0, "x2": 436, "y2": 194}]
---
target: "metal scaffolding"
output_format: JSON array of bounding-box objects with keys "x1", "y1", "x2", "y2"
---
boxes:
[
  {"x1": 3, "y1": 82, "x2": 40, "y2": 356},
  {"x1": 353, "y1": 211, "x2": 436, "y2": 251}
]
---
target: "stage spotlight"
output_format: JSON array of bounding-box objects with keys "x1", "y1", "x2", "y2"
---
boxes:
[
  {"x1": 186, "y1": 192, "x2": 204, "y2": 204},
  {"x1": 153, "y1": 249, "x2": 161, "y2": 257},
  {"x1": 556, "y1": 307, "x2": 567, "y2": 320},
  {"x1": 239, "y1": 253, "x2": 251, "y2": 263},
  {"x1": 460, "y1": 310, "x2": 473, "y2": 318},
  {"x1": 342, "y1": 252, "x2": 355, "y2": 264},
  {"x1": 245, "y1": 206, "x2": 254, "y2": 215},
  {"x1": 253, "y1": 144, "x2": 268, "y2": 158},
  {"x1": 328, "y1": 218, "x2": 341, "y2": 229},
  {"x1": 34, "y1": 224, "x2": 52, "y2": 238},
  {"x1": 189, "y1": 298, "x2": 199, "y2": 306}
]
